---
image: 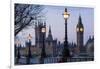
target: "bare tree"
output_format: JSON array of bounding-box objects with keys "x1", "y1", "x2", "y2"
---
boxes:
[{"x1": 15, "y1": 3, "x2": 44, "y2": 36}]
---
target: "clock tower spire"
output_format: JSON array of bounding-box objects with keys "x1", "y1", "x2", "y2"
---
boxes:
[{"x1": 76, "y1": 15, "x2": 84, "y2": 54}]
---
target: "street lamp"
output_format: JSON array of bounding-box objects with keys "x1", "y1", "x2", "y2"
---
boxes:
[
  {"x1": 62, "y1": 8, "x2": 70, "y2": 62},
  {"x1": 40, "y1": 27, "x2": 46, "y2": 64},
  {"x1": 26, "y1": 34, "x2": 32, "y2": 64},
  {"x1": 63, "y1": 9, "x2": 70, "y2": 20},
  {"x1": 15, "y1": 40, "x2": 21, "y2": 64}
]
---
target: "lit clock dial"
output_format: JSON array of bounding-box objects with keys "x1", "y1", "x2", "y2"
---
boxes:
[
  {"x1": 80, "y1": 28, "x2": 83, "y2": 32},
  {"x1": 76, "y1": 28, "x2": 79, "y2": 32}
]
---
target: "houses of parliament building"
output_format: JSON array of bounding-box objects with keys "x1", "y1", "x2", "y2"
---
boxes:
[{"x1": 16, "y1": 15, "x2": 94, "y2": 58}]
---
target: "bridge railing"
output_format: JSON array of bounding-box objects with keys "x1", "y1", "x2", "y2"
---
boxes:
[{"x1": 15, "y1": 57, "x2": 94, "y2": 65}]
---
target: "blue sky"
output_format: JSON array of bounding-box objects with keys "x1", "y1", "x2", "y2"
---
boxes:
[{"x1": 16, "y1": 5, "x2": 94, "y2": 46}]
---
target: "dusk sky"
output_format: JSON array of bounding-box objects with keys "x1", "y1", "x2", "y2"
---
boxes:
[{"x1": 16, "y1": 5, "x2": 94, "y2": 46}]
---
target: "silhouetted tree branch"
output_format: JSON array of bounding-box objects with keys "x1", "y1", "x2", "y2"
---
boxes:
[{"x1": 15, "y1": 3, "x2": 44, "y2": 36}]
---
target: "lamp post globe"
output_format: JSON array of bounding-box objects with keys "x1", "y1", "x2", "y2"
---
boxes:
[{"x1": 63, "y1": 8, "x2": 70, "y2": 20}]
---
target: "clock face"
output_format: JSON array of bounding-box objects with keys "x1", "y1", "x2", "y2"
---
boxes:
[
  {"x1": 80, "y1": 28, "x2": 83, "y2": 32},
  {"x1": 76, "y1": 28, "x2": 83, "y2": 32},
  {"x1": 76, "y1": 28, "x2": 79, "y2": 32}
]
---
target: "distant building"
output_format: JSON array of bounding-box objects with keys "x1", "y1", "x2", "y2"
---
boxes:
[
  {"x1": 75, "y1": 15, "x2": 94, "y2": 57},
  {"x1": 45, "y1": 26, "x2": 57, "y2": 57},
  {"x1": 76, "y1": 15, "x2": 85, "y2": 56},
  {"x1": 35, "y1": 21, "x2": 46, "y2": 48},
  {"x1": 85, "y1": 36, "x2": 94, "y2": 57},
  {"x1": 35, "y1": 22, "x2": 58, "y2": 57}
]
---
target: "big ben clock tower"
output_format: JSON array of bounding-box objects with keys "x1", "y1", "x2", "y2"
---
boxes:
[{"x1": 76, "y1": 15, "x2": 84, "y2": 54}]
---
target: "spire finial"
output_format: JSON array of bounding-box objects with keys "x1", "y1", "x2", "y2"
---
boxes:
[
  {"x1": 65, "y1": 8, "x2": 67, "y2": 12},
  {"x1": 78, "y1": 14, "x2": 83, "y2": 26},
  {"x1": 44, "y1": 21, "x2": 46, "y2": 26},
  {"x1": 76, "y1": 14, "x2": 84, "y2": 28},
  {"x1": 79, "y1": 15, "x2": 82, "y2": 23},
  {"x1": 47, "y1": 25, "x2": 53, "y2": 40},
  {"x1": 49, "y1": 25, "x2": 51, "y2": 33}
]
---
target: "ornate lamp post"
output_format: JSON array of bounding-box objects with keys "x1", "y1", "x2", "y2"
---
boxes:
[
  {"x1": 15, "y1": 44, "x2": 17, "y2": 60},
  {"x1": 26, "y1": 34, "x2": 32, "y2": 64},
  {"x1": 15, "y1": 40, "x2": 21, "y2": 64},
  {"x1": 62, "y1": 8, "x2": 70, "y2": 62},
  {"x1": 40, "y1": 27, "x2": 46, "y2": 64}
]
